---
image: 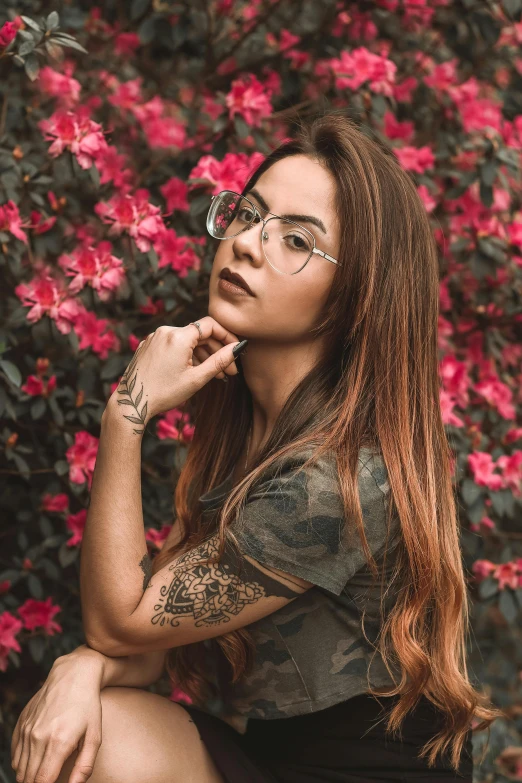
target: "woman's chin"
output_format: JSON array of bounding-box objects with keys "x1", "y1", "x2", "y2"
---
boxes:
[{"x1": 207, "y1": 299, "x2": 245, "y2": 335}]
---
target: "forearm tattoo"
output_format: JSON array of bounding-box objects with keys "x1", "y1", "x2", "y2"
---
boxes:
[
  {"x1": 139, "y1": 552, "x2": 153, "y2": 591},
  {"x1": 116, "y1": 347, "x2": 148, "y2": 435},
  {"x1": 150, "y1": 533, "x2": 303, "y2": 629}
]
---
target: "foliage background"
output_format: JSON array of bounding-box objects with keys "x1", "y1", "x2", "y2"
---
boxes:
[{"x1": 1, "y1": 0, "x2": 522, "y2": 780}]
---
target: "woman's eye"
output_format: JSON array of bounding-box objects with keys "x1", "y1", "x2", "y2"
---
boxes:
[
  {"x1": 287, "y1": 233, "x2": 312, "y2": 252},
  {"x1": 238, "y1": 208, "x2": 254, "y2": 222}
]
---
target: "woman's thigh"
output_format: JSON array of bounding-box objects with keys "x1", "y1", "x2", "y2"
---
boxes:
[{"x1": 56, "y1": 687, "x2": 225, "y2": 783}]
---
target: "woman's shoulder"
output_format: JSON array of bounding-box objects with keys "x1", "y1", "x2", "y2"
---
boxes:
[{"x1": 270, "y1": 443, "x2": 388, "y2": 487}]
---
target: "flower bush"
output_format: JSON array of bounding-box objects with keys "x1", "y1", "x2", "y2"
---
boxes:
[{"x1": 1, "y1": 1, "x2": 522, "y2": 779}]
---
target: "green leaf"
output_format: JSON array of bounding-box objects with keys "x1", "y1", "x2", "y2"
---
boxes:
[
  {"x1": 0, "y1": 359, "x2": 22, "y2": 387},
  {"x1": 28, "y1": 573, "x2": 44, "y2": 599},
  {"x1": 18, "y1": 40, "x2": 35, "y2": 56},
  {"x1": 502, "y1": 0, "x2": 522, "y2": 17},
  {"x1": 28, "y1": 635, "x2": 46, "y2": 663},
  {"x1": 132, "y1": 0, "x2": 151, "y2": 20},
  {"x1": 499, "y1": 589, "x2": 519, "y2": 623},
  {"x1": 39, "y1": 517, "x2": 55, "y2": 538},
  {"x1": 478, "y1": 576, "x2": 498, "y2": 600},
  {"x1": 477, "y1": 238, "x2": 507, "y2": 264},
  {"x1": 461, "y1": 478, "x2": 482, "y2": 506},
  {"x1": 58, "y1": 541, "x2": 79, "y2": 568},
  {"x1": 24, "y1": 53, "x2": 40, "y2": 81},
  {"x1": 54, "y1": 459, "x2": 69, "y2": 476},
  {"x1": 30, "y1": 397, "x2": 46, "y2": 420},
  {"x1": 234, "y1": 114, "x2": 251, "y2": 139},
  {"x1": 148, "y1": 247, "x2": 159, "y2": 272},
  {"x1": 480, "y1": 159, "x2": 497, "y2": 187},
  {"x1": 46, "y1": 11, "x2": 60, "y2": 30},
  {"x1": 51, "y1": 35, "x2": 88, "y2": 54},
  {"x1": 20, "y1": 16, "x2": 43, "y2": 32}
]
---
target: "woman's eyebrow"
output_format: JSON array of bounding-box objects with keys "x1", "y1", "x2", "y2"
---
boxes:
[{"x1": 246, "y1": 187, "x2": 328, "y2": 235}]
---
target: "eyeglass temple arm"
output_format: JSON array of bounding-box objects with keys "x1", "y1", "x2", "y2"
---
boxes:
[{"x1": 312, "y1": 247, "x2": 339, "y2": 265}]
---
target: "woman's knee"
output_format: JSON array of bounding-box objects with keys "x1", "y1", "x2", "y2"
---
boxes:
[{"x1": 56, "y1": 686, "x2": 223, "y2": 783}]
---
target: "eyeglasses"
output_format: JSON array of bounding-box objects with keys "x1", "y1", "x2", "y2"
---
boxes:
[{"x1": 206, "y1": 190, "x2": 340, "y2": 275}]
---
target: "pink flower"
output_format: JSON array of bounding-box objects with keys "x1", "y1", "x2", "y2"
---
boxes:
[
  {"x1": 156, "y1": 409, "x2": 194, "y2": 442},
  {"x1": 0, "y1": 21, "x2": 18, "y2": 47},
  {"x1": 383, "y1": 110, "x2": 415, "y2": 142},
  {"x1": 493, "y1": 562, "x2": 519, "y2": 591},
  {"x1": 94, "y1": 145, "x2": 134, "y2": 190},
  {"x1": 108, "y1": 77, "x2": 144, "y2": 110},
  {"x1": 471, "y1": 559, "x2": 497, "y2": 581},
  {"x1": 39, "y1": 109, "x2": 109, "y2": 170},
  {"x1": 145, "y1": 524, "x2": 172, "y2": 549},
  {"x1": 189, "y1": 151, "x2": 265, "y2": 195},
  {"x1": 66, "y1": 430, "x2": 99, "y2": 488},
  {"x1": 496, "y1": 451, "x2": 522, "y2": 496},
  {"x1": 0, "y1": 612, "x2": 23, "y2": 672},
  {"x1": 474, "y1": 375, "x2": 516, "y2": 420},
  {"x1": 41, "y1": 493, "x2": 69, "y2": 512},
  {"x1": 225, "y1": 74, "x2": 273, "y2": 128},
  {"x1": 394, "y1": 145, "x2": 435, "y2": 173},
  {"x1": 73, "y1": 309, "x2": 121, "y2": 360},
  {"x1": 30, "y1": 210, "x2": 57, "y2": 235},
  {"x1": 330, "y1": 47, "x2": 397, "y2": 96},
  {"x1": 114, "y1": 32, "x2": 141, "y2": 57},
  {"x1": 65, "y1": 509, "x2": 87, "y2": 547},
  {"x1": 170, "y1": 685, "x2": 193, "y2": 705},
  {"x1": 0, "y1": 200, "x2": 28, "y2": 243},
  {"x1": 160, "y1": 177, "x2": 190, "y2": 214},
  {"x1": 95, "y1": 190, "x2": 165, "y2": 252},
  {"x1": 439, "y1": 388, "x2": 464, "y2": 427},
  {"x1": 21, "y1": 374, "x2": 57, "y2": 397},
  {"x1": 15, "y1": 268, "x2": 85, "y2": 334},
  {"x1": 143, "y1": 116, "x2": 187, "y2": 150},
  {"x1": 38, "y1": 66, "x2": 81, "y2": 107},
  {"x1": 17, "y1": 598, "x2": 62, "y2": 635},
  {"x1": 154, "y1": 229, "x2": 201, "y2": 277},
  {"x1": 58, "y1": 241, "x2": 126, "y2": 301},
  {"x1": 468, "y1": 452, "x2": 504, "y2": 491}
]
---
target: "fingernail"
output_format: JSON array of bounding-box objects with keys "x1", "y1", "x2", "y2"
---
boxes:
[
  {"x1": 232, "y1": 339, "x2": 248, "y2": 358},
  {"x1": 220, "y1": 375, "x2": 229, "y2": 382}
]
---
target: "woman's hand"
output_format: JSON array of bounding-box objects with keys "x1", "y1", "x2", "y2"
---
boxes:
[
  {"x1": 11, "y1": 652, "x2": 105, "y2": 783},
  {"x1": 105, "y1": 316, "x2": 246, "y2": 433}
]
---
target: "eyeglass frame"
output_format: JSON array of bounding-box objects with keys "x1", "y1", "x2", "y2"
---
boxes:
[{"x1": 206, "y1": 190, "x2": 340, "y2": 275}]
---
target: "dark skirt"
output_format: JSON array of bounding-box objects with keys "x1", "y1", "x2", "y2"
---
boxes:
[{"x1": 183, "y1": 692, "x2": 474, "y2": 783}]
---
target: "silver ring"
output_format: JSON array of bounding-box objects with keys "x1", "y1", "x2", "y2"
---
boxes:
[{"x1": 190, "y1": 321, "x2": 203, "y2": 340}]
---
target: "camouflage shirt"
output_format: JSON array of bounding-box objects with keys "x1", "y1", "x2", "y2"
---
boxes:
[{"x1": 198, "y1": 445, "x2": 403, "y2": 730}]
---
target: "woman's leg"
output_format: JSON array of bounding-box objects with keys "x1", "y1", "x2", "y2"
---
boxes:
[{"x1": 55, "y1": 687, "x2": 225, "y2": 783}]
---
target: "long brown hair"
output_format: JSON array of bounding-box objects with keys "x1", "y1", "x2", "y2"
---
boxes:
[{"x1": 152, "y1": 109, "x2": 503, "y2": 770}]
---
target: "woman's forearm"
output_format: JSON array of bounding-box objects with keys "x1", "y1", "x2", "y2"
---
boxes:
[
  {"x1": 80, "y1": 399, "x2": 150, "y2": 646},
  {"x1": 64, "y1": 644, "x2": 167, "y2": 689}
]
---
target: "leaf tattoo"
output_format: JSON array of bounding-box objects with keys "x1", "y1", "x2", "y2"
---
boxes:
[{"x1": 116, "y1": 347, "x2": 149, "y2": 435}]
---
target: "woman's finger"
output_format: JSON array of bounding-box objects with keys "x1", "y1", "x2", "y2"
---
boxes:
[
  {"x1": 193, "y1": 334, "x2": 239, "y2": 377},
  {"x1": 193, "y1": 345, "x2": 226, "y2": 379},
  {"x1": 185, "y1": 316, "x2": 240, "y2": 348},
  {"x1": 15, "y1": 727, "x2": 30, "y2": 782}
]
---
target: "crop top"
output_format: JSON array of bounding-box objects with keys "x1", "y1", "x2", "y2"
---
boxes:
[{"x1": 197, "y1": 445, "x2": 403, "y2": 731}]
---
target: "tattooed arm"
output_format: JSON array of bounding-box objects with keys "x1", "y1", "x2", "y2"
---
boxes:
[{"x1": 88, "y1": 531, "x2": 312, "y2": 658}]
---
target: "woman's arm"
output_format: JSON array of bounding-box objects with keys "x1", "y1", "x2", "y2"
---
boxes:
[{"x1": 62, "y1": 644, "x2": 167, "y2": 689}]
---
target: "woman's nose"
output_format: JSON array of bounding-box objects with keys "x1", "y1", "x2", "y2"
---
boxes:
[{"x1": 232, "y1": 218, "x2": 265, "y2": 264}]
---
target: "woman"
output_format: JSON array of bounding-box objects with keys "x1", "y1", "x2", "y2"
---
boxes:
[{"x1": 12, "y1": 110, "x2": 501, "y2": 783}]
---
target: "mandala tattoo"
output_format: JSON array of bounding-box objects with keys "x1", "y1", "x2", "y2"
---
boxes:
[
  {"x1": 150, "y1": 533, "x2": 301, "y2": 629},
  {"x1": 116, "y1": 347, "x2": 148, "y2": 435},
  {"x1": 139, "y1": 552, "x2": 153, "y2": 591}
]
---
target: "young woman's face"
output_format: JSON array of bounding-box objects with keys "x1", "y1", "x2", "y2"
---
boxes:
[{"x1": 208, "y1": 154, "x2": 340, "y2": 342}]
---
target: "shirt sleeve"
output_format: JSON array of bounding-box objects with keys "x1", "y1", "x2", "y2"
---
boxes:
[{"x1": 226, "y1": 449, "x2": 399, "y2": 596}]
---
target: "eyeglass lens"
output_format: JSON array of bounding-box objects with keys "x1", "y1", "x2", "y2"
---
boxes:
[{"x1": 207, "y1": 191, "x2": 314, "y2": 275}]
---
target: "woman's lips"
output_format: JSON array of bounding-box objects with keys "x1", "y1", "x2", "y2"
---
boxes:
[{"x1": 218, "y1": 277, "x2": 254, "y2": 297}]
